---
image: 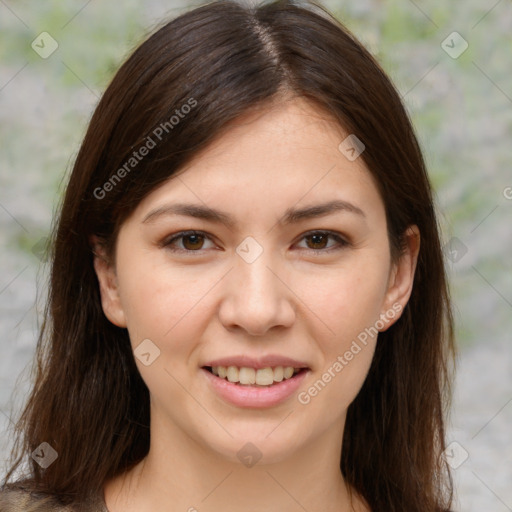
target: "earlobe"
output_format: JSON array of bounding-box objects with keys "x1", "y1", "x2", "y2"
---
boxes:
[
  {"x1": 89, "y1": 235, "x2": 127, "y2": 328},
  {"x1": 380, "y1": 225, "x2": 420, "y2": 331}
]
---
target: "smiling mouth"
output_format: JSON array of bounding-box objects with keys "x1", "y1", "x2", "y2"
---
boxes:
[{"x1": 202, "y1": 365, "x2": 308, "y2": 387}]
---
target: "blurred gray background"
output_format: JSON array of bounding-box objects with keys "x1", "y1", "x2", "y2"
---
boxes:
[{"x1": 1, "y1": 0, "x2": 511, "y2": 510}]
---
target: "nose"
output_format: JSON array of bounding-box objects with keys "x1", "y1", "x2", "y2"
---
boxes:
[{"x1": 218, "y1": 246, "x2": 296, "y2": 336}]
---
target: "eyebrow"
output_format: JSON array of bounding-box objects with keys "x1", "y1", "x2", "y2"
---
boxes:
[{"x1": 142, "y1": 199, "x2": 366, "y2": 227}]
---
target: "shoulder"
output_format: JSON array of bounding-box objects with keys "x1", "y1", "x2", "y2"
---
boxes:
[
  {"x1": 0, "y1": 487, "x2": 105, "y2": 512},
  {"x1": 0, "y1": 487, "x2": 73, "y2": 511}
]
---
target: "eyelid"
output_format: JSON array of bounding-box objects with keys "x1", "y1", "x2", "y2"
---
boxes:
[
  {"x1": 160, "y1": 230, "x2": 217, "y2": 253},
  {"x1": 295, "y1": 230, "x2": 350, "y2": 253},
  {"x1": 161, "y1": 229, "x2": 350, "y2": 254}
]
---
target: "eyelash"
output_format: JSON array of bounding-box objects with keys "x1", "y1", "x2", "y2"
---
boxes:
[{"x1": 161, "y1": 230, "x2": 350, "y2": 255}]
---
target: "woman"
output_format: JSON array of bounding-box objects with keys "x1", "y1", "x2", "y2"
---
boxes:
[{"x1": 1, "y1": 0, "x2": 456, "y2": 510}]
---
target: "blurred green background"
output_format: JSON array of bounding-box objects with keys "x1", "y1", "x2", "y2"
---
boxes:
[{"x1": 1, "y1": 1, "x2": 511, "y2": 510}]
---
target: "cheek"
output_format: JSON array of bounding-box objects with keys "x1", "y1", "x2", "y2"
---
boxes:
[
  {"x1": 309, "y1": 340, "x2": 377, "y2": 416},
  {"x1": 294, "y1": 255, "x2": 388, "y2": 410},
  {"x1": 298, "y1": 257, "x2": 390, "y2": 343},
  {"x1": 116, "y1": 253, "x2": 218, "y2": 348},
  {"x1": 298, "y1": 270, "x2": 382, "y2": 418},
  {"x1": 115, "y1": 260, "x2": 215, "y2": 405}
]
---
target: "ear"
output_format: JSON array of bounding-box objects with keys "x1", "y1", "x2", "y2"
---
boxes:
[
  {"x1": 379, "y1": 225, "x2": 420, "y2": 331},
  {"x1": 89, "y1": 235, "x2": 127, "y2": 328}
]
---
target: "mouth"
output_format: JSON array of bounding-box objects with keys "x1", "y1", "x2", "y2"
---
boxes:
[
  {"x1": 202, "y1": 365, "x2": 309, "y2": 387},
  {"x1": 201, "y1": 364, "x2": 310, "y2": 408}
]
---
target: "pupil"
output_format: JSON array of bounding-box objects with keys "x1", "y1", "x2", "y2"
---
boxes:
[
  {"x1": 184, "y1": 234, "x2": 203, "y2": 250},
  {"x1": 309, "y1": 233, "x2": 327, "y2": 249}
]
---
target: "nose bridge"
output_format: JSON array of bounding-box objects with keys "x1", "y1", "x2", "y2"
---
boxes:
[
  {"x1": 219, "y1": 237, "x2": 295, "y2": 335},
  {"x1": 237, "y1": 248, "x2": 277, "y2": 301},
  {"x1": 235, "y1": 235, "x2": 277, "y2": 296}
]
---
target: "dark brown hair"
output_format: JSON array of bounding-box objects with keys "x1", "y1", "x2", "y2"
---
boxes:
[{"x1": 2, "y1": 0, "x2": 455, "y2": 510}]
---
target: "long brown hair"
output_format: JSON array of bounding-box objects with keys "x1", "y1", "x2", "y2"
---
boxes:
[{"x1": 2, "y1": 1, "x2": 455, "y2": 510}]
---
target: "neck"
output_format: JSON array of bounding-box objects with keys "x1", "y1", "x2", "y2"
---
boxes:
[{"x1": 104, "y1": 411, "x2": 366, "y2": 512}]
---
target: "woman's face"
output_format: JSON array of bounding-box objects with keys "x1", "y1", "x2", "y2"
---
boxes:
[{"x1": 93, "y1": 96, "x2": 418, "y2": 465}]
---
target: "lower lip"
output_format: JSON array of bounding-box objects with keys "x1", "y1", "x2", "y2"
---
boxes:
[{"x1": 201, "y1": 368, "x2": 309, "y2": 408}]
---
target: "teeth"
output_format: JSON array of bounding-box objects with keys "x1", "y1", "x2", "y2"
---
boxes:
[
  {"x1": 210, "y1": 365, "x2": 302, "y2": 386},
  {"x1": 239, "y1": 367, "x2": 256, "y2": 385},
  {"x1": 256, "y1": 367, "x2": 274, "y2": 386},
  {"x1": 283, "y1": 366, "x2": 294, "y2": 379},
  {"x1": 273, "y1": 366, "x2": 284, "y2": 382},
  {"x1": 226, "y1": 366, "x2": 239, "y2": 383}
]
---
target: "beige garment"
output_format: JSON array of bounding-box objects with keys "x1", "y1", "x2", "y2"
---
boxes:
[{"x1": 0, "y1": 488, "x2": 108, "y2": 512}]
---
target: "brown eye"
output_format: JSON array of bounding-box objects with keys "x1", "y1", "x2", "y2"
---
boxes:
[
  {"x1": 163, "y1": 231, "x2": 215, "y2": 253},
  {"x1": 296, "y1": 231, "x2": 349, "y2": 253},
  {"x1": 181, "y1": 233, "x2": 205, "y2": 250},
  {"x1": 304, "y1": 233, "x2": 329, "y2": 250}
]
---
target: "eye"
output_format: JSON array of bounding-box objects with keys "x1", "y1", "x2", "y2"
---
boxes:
[
  {"x1": 161, "y1": 230, "x2": 350, "y2": 255},
  {"x1": 295, "y1": 230, "x2": 349, "y2": 253},
  {"x1": 162, "y1": 230, "x2": 216, "y2": 253}
]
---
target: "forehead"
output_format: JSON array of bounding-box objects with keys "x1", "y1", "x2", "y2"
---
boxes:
[
  {"x1": 130, "y1": 97, "x2": 384, "y2": 225},
  {"x1": 184, "y1": 96, "x2": 352, "y2": 170}
]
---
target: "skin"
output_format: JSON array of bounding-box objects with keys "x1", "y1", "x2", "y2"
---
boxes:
[{"x1": 92, "y1": 95, "x2": 420, "y2": 512}]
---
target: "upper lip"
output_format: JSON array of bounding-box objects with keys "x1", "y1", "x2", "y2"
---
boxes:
[{"x1": 202, "y1": 355, "x2": 310, "y2": 370}]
